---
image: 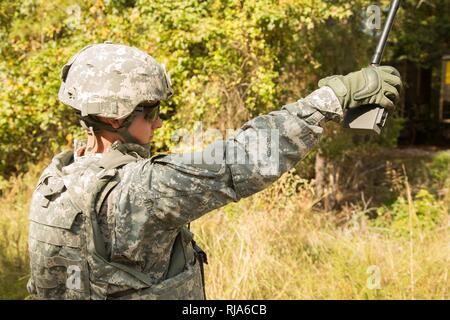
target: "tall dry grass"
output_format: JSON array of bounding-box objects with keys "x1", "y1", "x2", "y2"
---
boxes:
[
  {"x1": 0, "y1": 161, "x2": 44, "y2": 299},
  {"x1": 192, "y1": 171, "x2": 449, "y2": 300},
  {"x1": 0, "y1": 156, "x2": 448, "y2": 299}
]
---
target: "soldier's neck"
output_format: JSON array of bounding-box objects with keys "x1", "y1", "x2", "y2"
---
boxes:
[{"x1": 84, "y1": 132, "x2": 123, "y2": 155}]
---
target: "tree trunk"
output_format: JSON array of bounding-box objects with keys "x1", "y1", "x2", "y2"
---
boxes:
[{"x1": 315, "y1": 150, "x2": 340, "y2": 211}]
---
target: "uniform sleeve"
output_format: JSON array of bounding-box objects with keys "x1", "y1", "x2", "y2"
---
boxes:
[{"x1": 144, "y1": 86, "x2": 342, "y2": 228}]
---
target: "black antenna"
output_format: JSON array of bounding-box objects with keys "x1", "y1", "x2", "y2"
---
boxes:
[{"x1": 372, "y1": 0, "x2": 401, "y2": 66}]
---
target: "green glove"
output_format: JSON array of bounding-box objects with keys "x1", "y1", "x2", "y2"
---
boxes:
[{"x1": 318, "y1": 65, "x2": 402, "y2": 111}]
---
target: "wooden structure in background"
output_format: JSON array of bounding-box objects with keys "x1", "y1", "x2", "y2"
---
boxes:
[{"x1": 440, "y1": 55, "x2": 450, "y2": 124}]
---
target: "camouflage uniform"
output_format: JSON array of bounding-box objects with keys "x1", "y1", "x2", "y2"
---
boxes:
[{"x1": 27, "y1": 43, "x2": 343, "y2": 300}]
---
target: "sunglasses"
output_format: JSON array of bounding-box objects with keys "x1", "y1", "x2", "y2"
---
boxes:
[{"x1": 142, "y1": 102, "x2": 161, "y2": 122}]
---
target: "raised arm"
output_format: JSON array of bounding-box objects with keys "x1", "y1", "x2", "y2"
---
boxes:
[{"x1": 144, "y1": 86, "x2": 342, "y2": 228}]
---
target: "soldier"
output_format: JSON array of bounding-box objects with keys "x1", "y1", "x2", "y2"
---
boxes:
[{"x1": 27, "y1": 42, "x2": 402, "y2": 299}]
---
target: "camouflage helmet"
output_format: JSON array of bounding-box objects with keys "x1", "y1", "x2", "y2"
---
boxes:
[{"x1": 58, "y1": 42, "x2": 173, "y2": 120}]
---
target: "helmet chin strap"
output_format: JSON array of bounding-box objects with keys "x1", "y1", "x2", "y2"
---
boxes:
[
  {"x1": 84, "y1": 126, "x2": 98, "y2": 154},
  {"x1": 79, "y1": 109, "x2": 144, "y2": 146}
]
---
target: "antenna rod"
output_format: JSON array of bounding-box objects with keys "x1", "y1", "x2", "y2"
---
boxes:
[{"x1": 371, "y1": 0, "x2": 401, "y2": 66}]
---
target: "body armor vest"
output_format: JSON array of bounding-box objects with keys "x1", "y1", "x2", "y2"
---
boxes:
[{"x1": 27, "y1": 147, "x2": 206, "y2": 299}]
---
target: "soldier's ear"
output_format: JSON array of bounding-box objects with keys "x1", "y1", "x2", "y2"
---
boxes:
[
  {"x1": 96, "y1": 116, "x2": 124, "y2": 129},
  {"x1": 108, "y1": 119, "x2": 123, "y2": 129}
]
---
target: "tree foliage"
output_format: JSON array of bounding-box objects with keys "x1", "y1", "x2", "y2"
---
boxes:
[{"x1": 0, "y1": 0, "x2": 448, "y2": 181}]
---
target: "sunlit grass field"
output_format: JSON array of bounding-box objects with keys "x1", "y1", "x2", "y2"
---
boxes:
[{"x1": 194, "y1": 172, "x2": 449, "y2": 299}]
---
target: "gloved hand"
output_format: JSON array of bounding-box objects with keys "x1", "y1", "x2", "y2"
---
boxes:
[{"x1": 318, "y1": 65, "x2": 402, "y2": 111}]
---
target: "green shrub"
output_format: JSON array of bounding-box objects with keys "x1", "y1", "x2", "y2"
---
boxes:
[
  {"x1": 428, "y1": 152, "x2": 450, "y2": 189},
  {"x1": 0, "y1": 0, "x2": 382, "y2": 179},
  {"x1": 374, "y1": 189, "x2": 447, "y2": 237}
]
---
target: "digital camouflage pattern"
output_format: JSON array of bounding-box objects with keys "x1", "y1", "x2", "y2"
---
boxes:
[
  {"x1": 28, "y1": 86, "x2": 342, "y2": 299},
  {"x1": 58, "y1": 43, "x2": 173, "y2": 119}
]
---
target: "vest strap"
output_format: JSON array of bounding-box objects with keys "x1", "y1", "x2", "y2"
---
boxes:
[{"x1": 67, "y1": 148, "x2": 158, "y2": 287}]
